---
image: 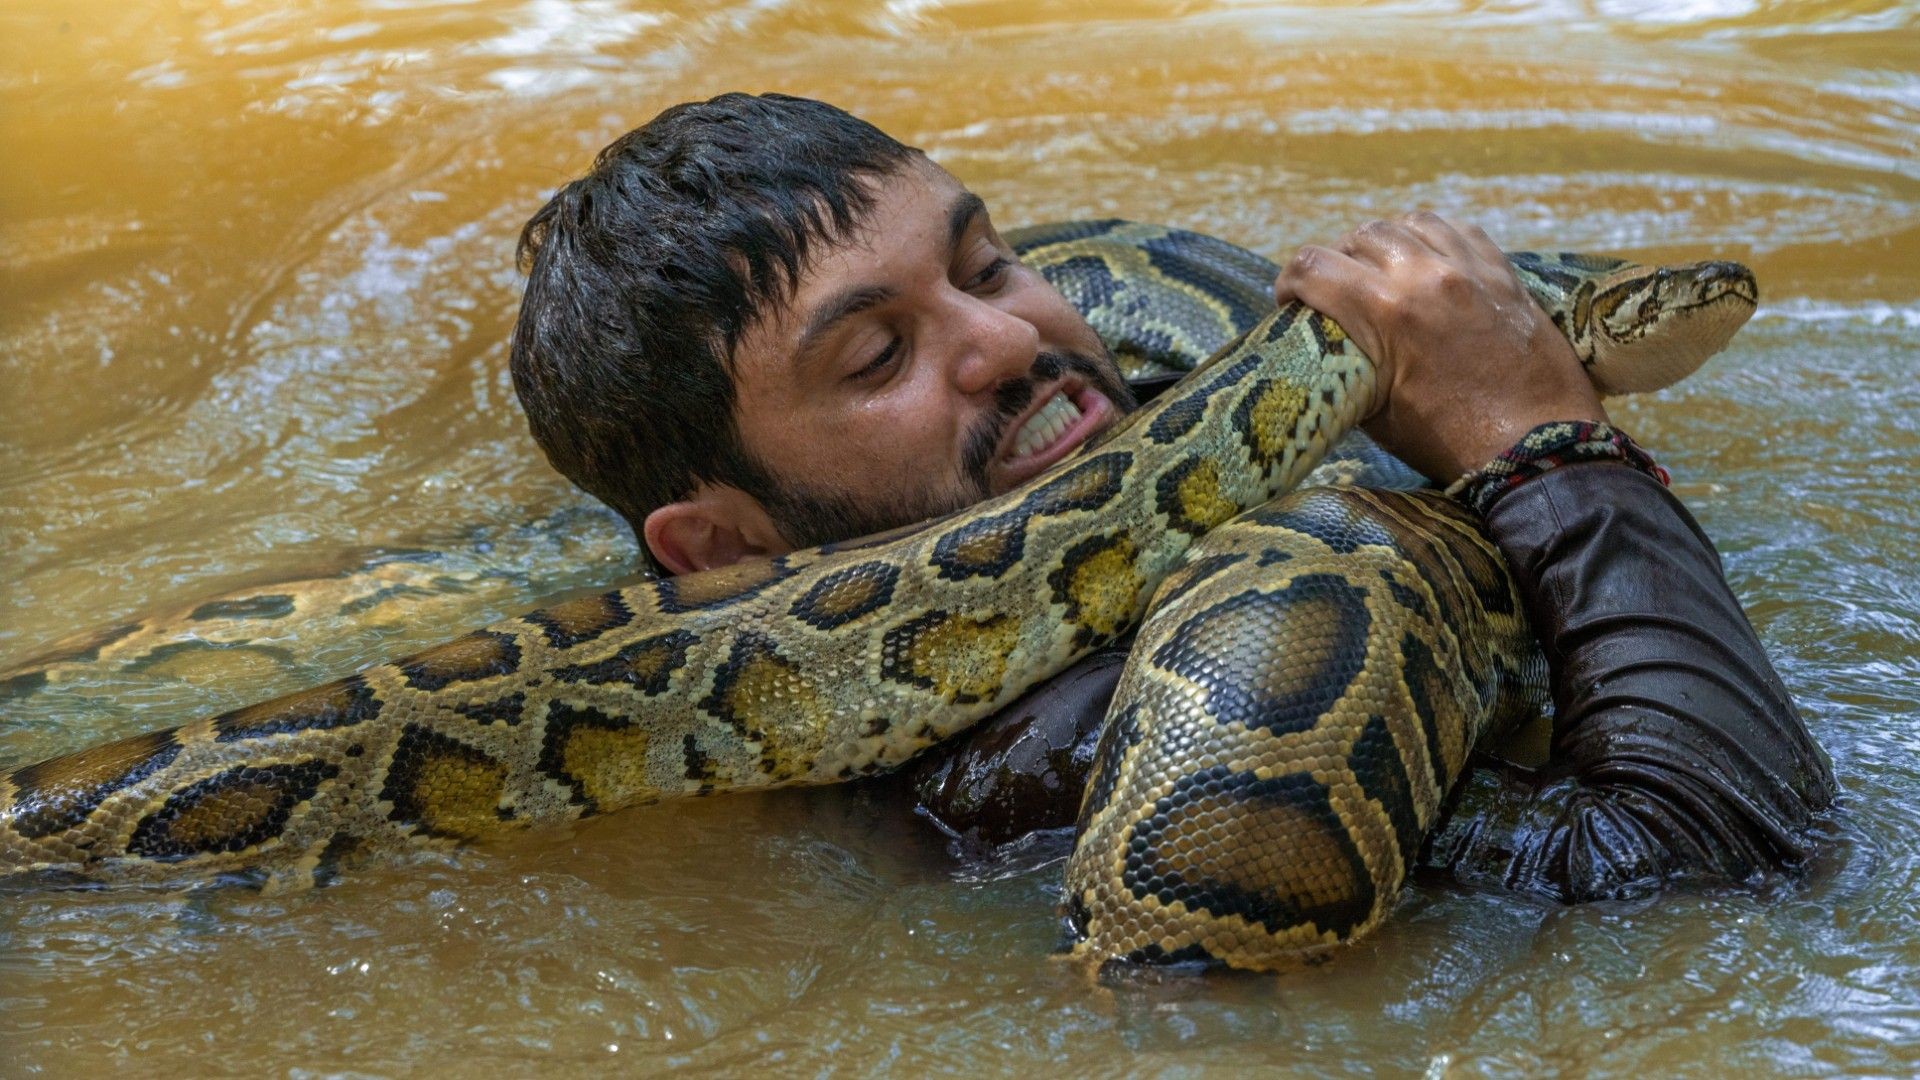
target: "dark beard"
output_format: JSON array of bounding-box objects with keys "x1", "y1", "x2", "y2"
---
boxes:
[{"x1": 760, "y1": 347, "x2": 1137, "y2": 551}]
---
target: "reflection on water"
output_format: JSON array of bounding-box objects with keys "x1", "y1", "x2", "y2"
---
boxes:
[{"x1": 3, "y1": 0, "x2": 1918, "y2": 1072}]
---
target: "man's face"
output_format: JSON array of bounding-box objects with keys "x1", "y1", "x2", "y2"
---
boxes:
[{"x1": 728, "y1": 159, "x2": 1134, "y2": 550}]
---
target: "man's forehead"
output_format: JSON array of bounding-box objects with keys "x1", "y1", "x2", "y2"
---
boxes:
[
  {"x1": 735, "y1": 161, "x2": 989, "y2": 357},
  {"x1": 801, "y1": 161, "x2": 980, "y2": 290}
]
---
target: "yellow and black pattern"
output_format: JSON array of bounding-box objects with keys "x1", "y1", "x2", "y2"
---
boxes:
[
  {"x1": 0, "y1": 508, "x2": 627, "y2": 702},
  {"x1": 1061, "y1": 487, "x2": 1546, "y2": 970},
  {"x1": 1007, "y1": 220, "x2": 1281, "y2": 381},
  {"x1": 1, "y1": 222, "x2": 1756, "y2": 968}
]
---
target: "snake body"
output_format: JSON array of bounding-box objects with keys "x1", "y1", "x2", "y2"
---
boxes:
[{"x1": 0, "y1": 222, "x2": 1757, "y2": 970}]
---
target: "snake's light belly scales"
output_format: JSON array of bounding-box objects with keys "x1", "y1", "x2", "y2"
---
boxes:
[{"x1": 0, "y1": 221, "x2": 1757, "y2": 971}]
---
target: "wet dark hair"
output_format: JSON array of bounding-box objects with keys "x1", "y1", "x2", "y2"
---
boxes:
[{"x1": 510, "y1": 92, "x2": 921, "y2": 575}]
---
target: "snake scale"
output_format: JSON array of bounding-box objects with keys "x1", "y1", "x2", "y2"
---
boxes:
[{"x1": 0, "y1": 220, "x2": 1757, "y2": 971}]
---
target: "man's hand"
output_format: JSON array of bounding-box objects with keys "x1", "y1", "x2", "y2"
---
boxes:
[{"x1": 1272, "y1": 211, "x2": 1608, "y2": 483}]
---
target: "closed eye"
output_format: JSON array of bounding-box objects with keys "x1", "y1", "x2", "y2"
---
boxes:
[
  {"x1": 969, "y1": 256, "x2": 1012, "y2": 290},
  {"x1": 850, "y1": 337, "x2": 902, "y2": 381}
]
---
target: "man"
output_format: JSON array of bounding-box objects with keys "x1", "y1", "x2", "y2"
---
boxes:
[{"x1": 511, "y1": 92, "x2": 1833, "y2": 908}]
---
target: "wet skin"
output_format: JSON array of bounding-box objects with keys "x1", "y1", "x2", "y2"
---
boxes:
[{"x1": 642, "y1": 160, "x2": 1128, "y2": 576}]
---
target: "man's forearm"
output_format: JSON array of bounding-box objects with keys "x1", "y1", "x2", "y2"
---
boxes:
[
  {"x1": 1422, "y1": 461, "x2": 1837, "y2": 899},
  {"x1": 909, "y1": 435, "x2": 1840, "y2": 900}
]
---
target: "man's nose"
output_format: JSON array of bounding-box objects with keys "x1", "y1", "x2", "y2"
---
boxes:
[{"x1": 949, "y1": 293, "x2": 1040, "y2": 396}]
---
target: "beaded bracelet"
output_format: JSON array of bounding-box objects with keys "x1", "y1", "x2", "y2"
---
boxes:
[{"x1": 1443, "y1": 420, "x2": 1671, "y2": 516}]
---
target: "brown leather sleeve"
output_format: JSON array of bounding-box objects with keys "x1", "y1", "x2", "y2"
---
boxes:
[
  {"x1": 911, "y1": 461, "x2": 1837, "y2": 898},
  {"x1": 906, "y1": 645, "x2": 1125, "y2": 851},
  {"x1": 1419, "y1": 461, "x2": 1837, "y2": 899}
]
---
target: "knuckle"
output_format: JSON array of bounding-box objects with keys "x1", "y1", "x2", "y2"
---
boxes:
[{"x1": 1343, "y1": 221, "x2": 1381, "y2": 250}]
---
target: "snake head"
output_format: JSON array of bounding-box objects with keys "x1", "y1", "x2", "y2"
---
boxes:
[{"x1": 1587, "y1": 258, "x2": 1759, "y2": 395}]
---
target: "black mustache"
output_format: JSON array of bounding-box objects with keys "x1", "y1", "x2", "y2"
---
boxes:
[
  {"x1": 988, "y1": 352, "x2": 1070, "y2": 419},
  {"x1": 759, "y1": 348, "x2": 1135, "y2": 553}
]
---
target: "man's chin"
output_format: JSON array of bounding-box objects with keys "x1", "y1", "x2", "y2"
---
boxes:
[{"x1": 763, "y1": 477, "x2": 974, "y2": 555}]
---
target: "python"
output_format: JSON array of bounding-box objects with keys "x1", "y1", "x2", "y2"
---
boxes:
[{"x1": 0, "y1": 221, "x2": 1756, "y2": 971}]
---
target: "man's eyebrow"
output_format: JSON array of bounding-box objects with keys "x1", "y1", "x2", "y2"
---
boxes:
[
  {"x1": 947, "y1": 191, "x2": 987, "y2": 254},
  {"x1": 795, "y1": 284, "x2": 895, "y2": 369},
  {"x1": 792, "y1": 192, "x2": 989, "y2": 371}
]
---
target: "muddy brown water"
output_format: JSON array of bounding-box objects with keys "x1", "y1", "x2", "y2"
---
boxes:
[{"x1": 3, "y1": 0, "x2": 1918, "y2": 1074}]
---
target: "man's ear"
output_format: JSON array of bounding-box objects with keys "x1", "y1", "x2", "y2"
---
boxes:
[{"x1": 642, "y1": 485, "x2": 789, "y2": 576}]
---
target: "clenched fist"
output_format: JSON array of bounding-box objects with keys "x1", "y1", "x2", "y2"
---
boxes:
[{"x1": 1273, "y1": 211, "x2": 1609, "y2": 483}]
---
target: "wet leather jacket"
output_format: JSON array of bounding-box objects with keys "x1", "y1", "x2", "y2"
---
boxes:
[{"x1": 906, "y1": 459, "x2": 1838, "y2": 901}]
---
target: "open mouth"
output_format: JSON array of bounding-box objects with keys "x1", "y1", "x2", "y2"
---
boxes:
[
  {"x1": 996, "y1": 382, "x2": 1114, "y2": 489},
  {"x1": 1013, "y1": 390, "x2": 1083, "y2": 458}
]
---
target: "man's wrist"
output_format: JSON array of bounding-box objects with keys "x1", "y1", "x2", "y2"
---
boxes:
[{"x1": 1443, "y1": 420, "x2": 1672, "y2": 516}]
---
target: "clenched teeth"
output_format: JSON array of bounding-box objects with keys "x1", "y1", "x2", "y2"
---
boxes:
[{"x1": 1012, "y1": 392, "x2": 1083, "y2": 458}]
